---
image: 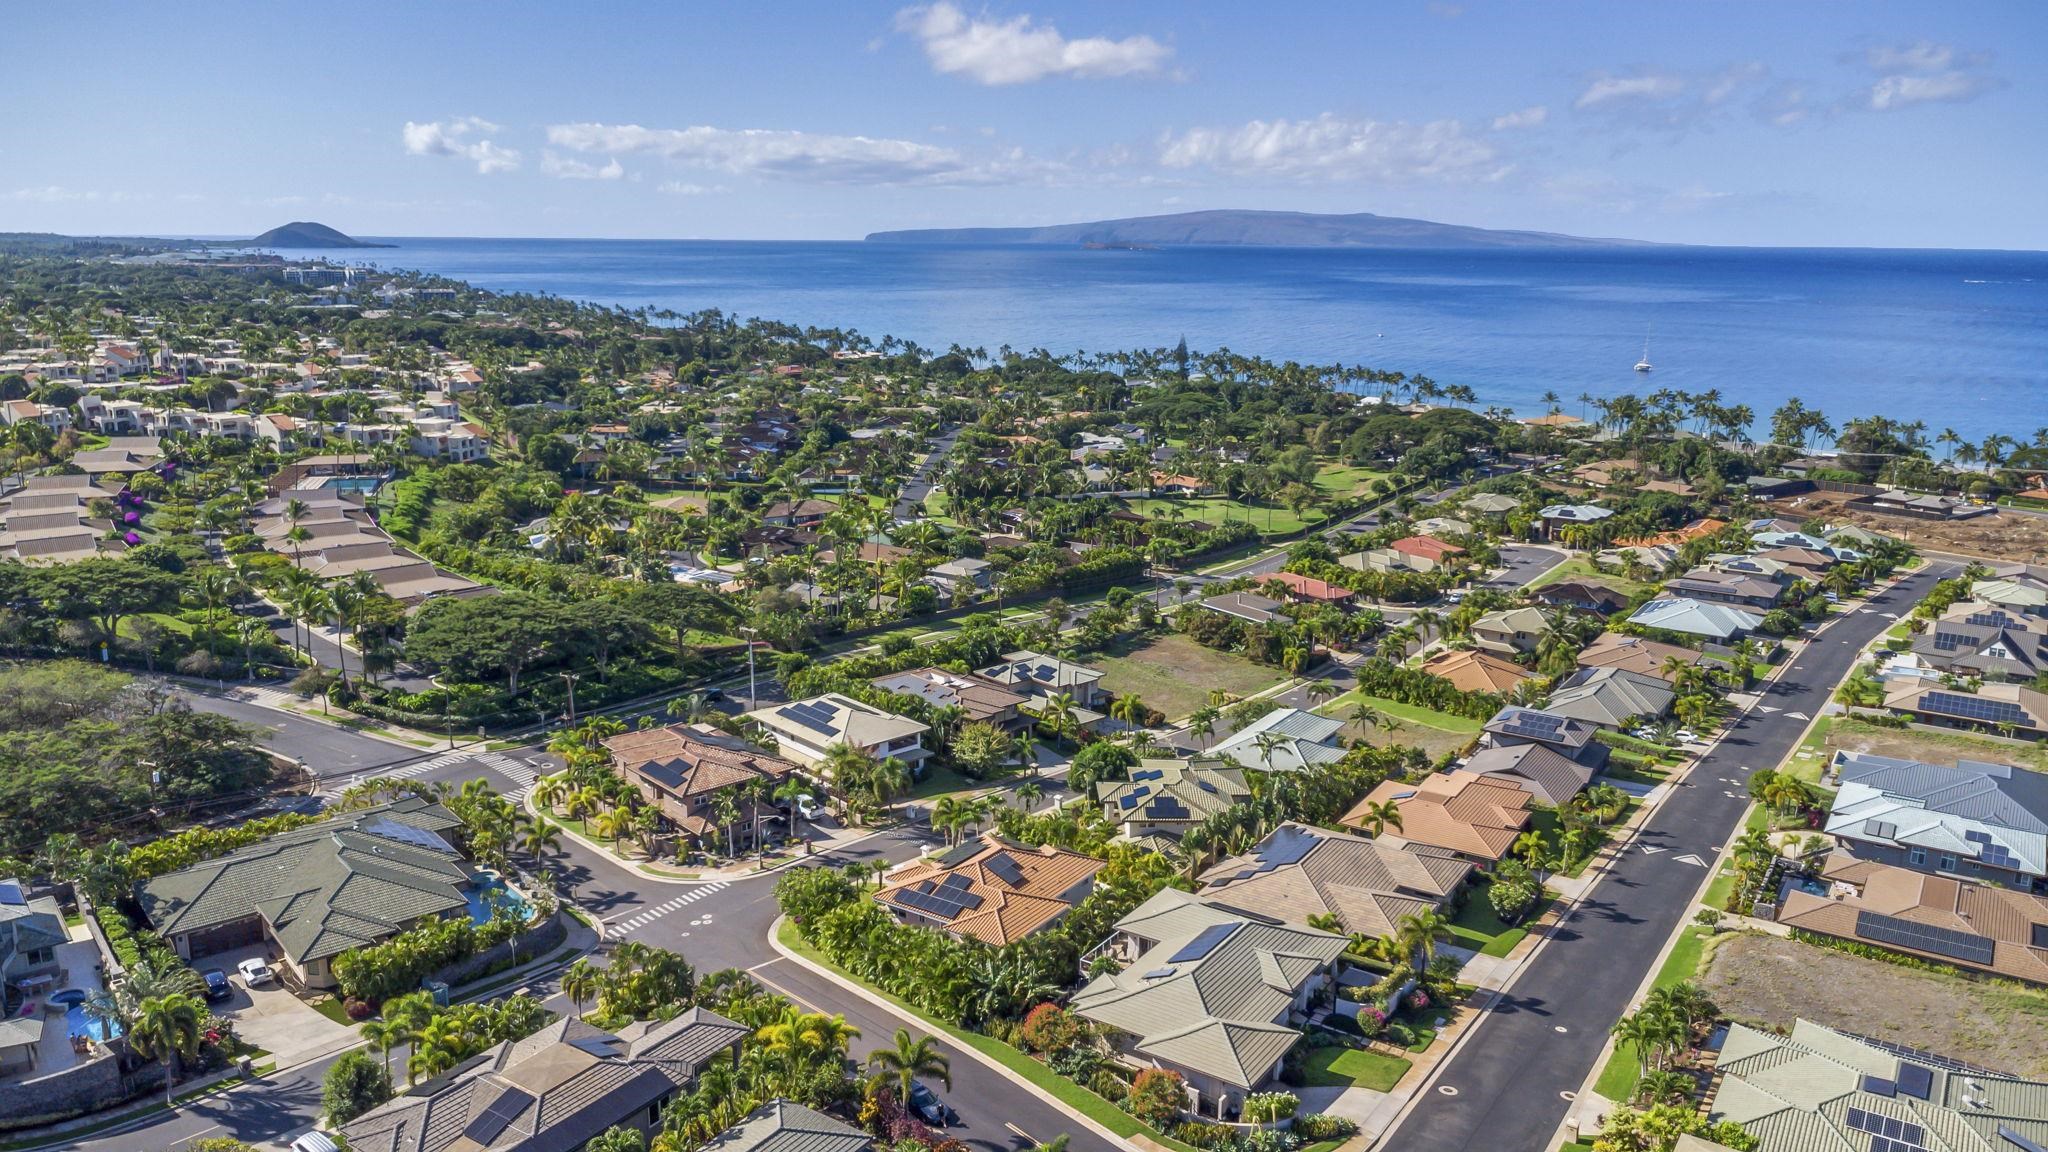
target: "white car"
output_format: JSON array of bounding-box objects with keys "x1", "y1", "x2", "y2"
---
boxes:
[
  {"x1": 793, "y1": 795, "x2": 826, "y2": 822},
  {"x1": 1673, "y1": 729, "x2": 1702, "y2": 743},
  {"x1": 237, "y1": 958, "x2": 275, "y2": 986}
]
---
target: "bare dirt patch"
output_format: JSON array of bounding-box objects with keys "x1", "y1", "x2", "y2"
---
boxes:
[
  {"x1": 1823, "y1": 717, "x2": 2048, "y2": 775},
  {"x1": 1786, "y1": 490, "x2": 2048, "y2": 561},
  {"x1": 1699, "y1": 933, "x2": 2048, "y2": 1077}
]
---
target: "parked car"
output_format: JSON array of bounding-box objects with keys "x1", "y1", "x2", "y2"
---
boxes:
[
  {"x1": 1673, "y1": 729, "x2": 1701, "y2": 744},
  {"x1": 908, "y1": 1081, "x2": 958, "y2": 1127},
  {"x1": 200, "y1": 968, "x2": 233, "y2": 1002},
  {"x1": 237, "y1": 958, "x2": 275, "y2": 986},
  {"x1": 701, "y1": 687, "x2": 725, "y2": 703},
  {"x1": 795, "y1": 794, "x2": 826, "y2": 821}
]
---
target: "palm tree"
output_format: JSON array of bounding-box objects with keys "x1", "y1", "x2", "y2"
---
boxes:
[
  {"x1": 1108, "y1": 693, "x2": 1147, "y2": 735},
  {"x1": 1251, "y1": 729, "x2": 1288, "y2": 773},
  {"x1": 1394, "y1": 908, "x2": 1449, "y2": 969},
  {"x1": 1016, "y1": 780, "x2": 1043, "y2": 811},
  {"x1": 868, "y1": 1027, "x2": 952, "y2": 1102},
  {"x1": 518, "y1": 819, "x2": 563, "y2": 866},
  {"x1": 1036, "y1": 692, "x2": 1079, "y2": 740},
  {"x1": 361, "y1": 1015, "x2": 406, "y2": 1080},
  {"x1": 1354, "y1": 798, "x2": 1403, "y2": 837},
  {"x1": 561, "y1": 958, "x2": 599, "y2": 1019},
  {"x1": 1512, "y1": 829, "x2": 1547, "y2": 866},
  {"x1": 1349, "y1": 700, "x2": 1393, "y2": 733},
  {"x1": 930, "y1": 796, "x2": 968, "y2": 846},
  {"x1": 129, "y1": 992, "x2": 205, "y2": 1107},
  {"x1": 774, "y1": 776, "x2": 814, "y2": 851}
]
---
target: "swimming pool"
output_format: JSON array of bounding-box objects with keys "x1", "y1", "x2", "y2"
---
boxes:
[
  {"x1": 64, "y1": 1001, "x2": 121, "y2": 1042},
  {"x1": 320, "y1": 476, "x2": 385, "y2": 494},
  {"x1": 466, "y1": 875, "x2": 532, "y2": 925}
]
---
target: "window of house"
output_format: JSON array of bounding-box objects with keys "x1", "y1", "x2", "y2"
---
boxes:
[
  {"x1": 1939, "y1": 854, "x2": 1958, "y2": 871},
  {"x1": 1909, "y1": 848, "x2": 1927, "y2": 866}
]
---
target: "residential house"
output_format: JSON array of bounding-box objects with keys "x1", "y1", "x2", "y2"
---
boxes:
[
  {"x1": 1773, "y1": 852, "x2": 2048, "y2": 984},
  {"x1": 1196, "y1": 822, "x2": 1472, "y2": 941},
  {"x1": 0, "y1": 475, "x2": 104, "y2": 565},
  {"x1": 1626, "y1": 597, "x2": 1765, "y2": 641},
  {"x1": 871, "y1": 668, "x2": 1031, "y2": 732},
  {"x1": 1386, "y1": 535, "x2": 1466, "y2": 572},
  {"x1": 1456, "y1": 744, "x2": 1595, "y2": 808},
  {"x1": 743, "y1": 694, "x2": 930, "y2": 775},
  {"x1": 1469, "y1": 606, "x2": 1550, "y2": 657},
  {"x1": 1340, "y1": 772, "x2": 1537, "y2": 867},
  {"x1": 1665, "y1": 566, "x2": 1787, "y2": 610},
  {"x1": 983, "y1": 651, "x2": 1114, "y2": 721},
  {"x1": 1097, "y1": 759, "x2": 1252, "y2": 843},
  {"x1": 1461, "y1": 492, "x2": 1520, "y2": 517},
  {"x1": 2, "y1": 399, "x2": 72, "y2": 434},
  {"x1": 1542, "y1": 667, "x2": 1675, "y2": 729},
  {"x1": 340, "y1": 1011, "x2": 750, "y2": 1152},
  {"x1": 1973, "y1": 577, "x2": 2048, "y2": 618},
  {"x1": 759, "y1": 499, "x2": 836, "y2": 527},
  {"x1": 924, "y1": 557, "x2": 992, "y2": 597},
  {"x1": 1615, "y1": 517, "x2": 1728, "y2": 550},
  {"x1": 1207, "y1": 708, "x2": 1347, "y2": 773},
  {"x1": 0, "y1": 881, "x2": 66, "y2": 1005},
  {"x1": 876, "y1": 834, "x2": 1104, "y2": 945},
  {"x1": 1481, "y1": 705, "x2": 1610, "y2": 768},
  {"x1": 700, "y1": 1101, "x2": 873, "y2": 1152},
  {"x1": 1706, "y1": 1019, "x2": 2048, "y2": 1149},
  {"x1": 1576, "y1": 632, "x2": 1712, "y2": 682},
  {"x1": 1201, "y1": 590, "x2": 1285, "y2": 626},
  {"x1": 1596, "y1": 542, "x2": 1677, "y2": 574},
  {"x1": 1536, "y1": 504, "x2": 1613, "y2": 542},
  {"x1": 1419, "y1": 649, "x2": 1538, "y2": 697},
  {"x1": 1257, "y1": 571, "x2": 1356, "y2": 607},
  {"x1": 1070, "y1": 888, "x2": 1347, "y2": 1118},
  {"x1": 1531, "y1": 580, "x2": 1631, "y2": 615},
  {"x1": 603, "y1": 723, "x2": 800, "y2": 853},
  {"x1": 1883, "y1": 681, "x2": 2048, "y2": 737},
  {"x1": 1910, "y1": 601, "x2": 2048, "y2": 681},
  {"x1": 1823, "y1": 752, "x2": 2048, "y2": 892},
  {"x1": 136, "y1": 798, "x2": 482, "y2": 991},
  {"x1": 1411, "y1": 515, "x2": 1473, "y2": 539}
]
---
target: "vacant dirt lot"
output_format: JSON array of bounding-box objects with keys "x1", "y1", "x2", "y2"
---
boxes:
[
  {"x1": 1093, "y1": 633, "x2": 1287, "y2": 723},
  {"x1": 1785, "y1": 490, "x2": 2048, "y2": 561},
  {"x1": 1699, "y1": 933, "x2": 2048, "y2": 1076},
  {"x1": 1824, "y1": 717, "x2": 2048, "y2": 775}
]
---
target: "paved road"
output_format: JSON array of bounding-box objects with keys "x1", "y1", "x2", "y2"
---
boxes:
[
  {"x1": 1378, "y1": 562, "x2": 1956, "y2": 1152},
  {"x1": 171, "y1": 686, "x2": 427, "y2": 775},
  {"x1": 1479, "y1": 544, "x2": 1569, "y2": 590},
  {"x1": 894, "y1": 426, "x2": 962, "y2": 521}
]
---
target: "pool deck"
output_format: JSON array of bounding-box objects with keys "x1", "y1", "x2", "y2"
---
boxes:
[{"x1": 9, "y1": 931, "x2": 111, "y2": 1081}]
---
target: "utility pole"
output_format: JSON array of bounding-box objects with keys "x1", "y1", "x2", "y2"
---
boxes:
[
  {"x1": 560, "y1": 671, "x2": 582, "y2": 722},
  {"x1": 739, "y1": 625, "x2": 759, "y2": 713}
]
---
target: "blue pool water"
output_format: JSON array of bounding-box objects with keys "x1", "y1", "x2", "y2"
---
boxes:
[
  {"x1": 466, "y1": 875, "x2": 532, "y2": 925},
  {"x1": 321, "y1": 476, "x2": 385, "y2": 494},
  {"x1": 65, "y1": 1003, "x2": 120, "y2": 1042}
]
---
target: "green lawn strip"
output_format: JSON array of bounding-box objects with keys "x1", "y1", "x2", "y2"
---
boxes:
[
  {"x1": 1523, "y1": 557, "x2": 1658, "y2": 600},
  {"x1": 1530, "y1": 805, "x2": 1627, "y2": 880},
  {"x1": 775, "y1": 920, "x2": 1200, "y2": 1152},
  {"x1": 1312, "y1": 464, "x2": 1389, "y2": 497},
  {"x1": 1314, "y1": 690, "x2": 1482, "y2": 734},
  {"x1": 310, "y1": 996, "x2": 356, "y2": 1027},
  {"x1": 1447, "y1": 882, "x2": 1553, "y2": 957},
  {"x1": 907, "y1": 763, "x2": 977, "y2": 800},
  {"x1": 1591, "y1": 927, "x2": 1712, "y2": 1104},
  {"x1": 1299, "y1": 1045, "x2": 1411, "y2": 1092},
  {"x1": 1701, "y1": 863, "x2": 1737, "y2": 911},
  {"x1": 1120, "y1": 495, "x2": 1324, "y2": 537},
  {"x1": 1783, "y1": 716, "x2": 1835, "y2": 784}
]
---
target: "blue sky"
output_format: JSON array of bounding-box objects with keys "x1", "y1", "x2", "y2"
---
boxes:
[{"x1": 7, "y1": 1, "x2": 2043, "y2": 247}]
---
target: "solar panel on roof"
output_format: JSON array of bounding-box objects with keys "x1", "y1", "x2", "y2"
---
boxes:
[
  {"x1": 986, "y1": 854, "x2": 1026, "y2": 886},
  {"x1": 1895, "y1": 1063, "x2": 1933, "y2": 1101},
  {"x1": 1253, "y1": 826, "x2": 1318, "y2": 871},
  {"x1": 1861, "y1": 1075, "x2": 1896, "y2": 1097},
  {"x1": 1131, "y1": 769, "x2": 1163, "y2": 782},
  {"x1": 2000, "y1": 1125, "x2": 2048, "y2": 1152},
  {"x1": 0, "y1": 882, "x2": 23, "y2": 905},
  {"x1": 1145, "y1": 797, "x2": 1189, "y2": 820},
  {"x1": 1856, "y1": 910, "x2": 1997, "y2": 966},
  {"x1": 363, "y1": 818, "x2": 451, "y2": 853},
  {"x1": 1921, "y1": 691, "x2": 2035, "y2": 728},
  {"x1": 1168, "y1": 922, "x2": 1237, "y2": 963},
  {"x1": 463, "y1": 1087, "x2": 534, "y2": 1145},
  {"x1": 2033, "y1": 923, "x2": 2048, "y2": 949},
  {"x1": 1143, "y1": 967, "x2": 1175, "y2": 979}
]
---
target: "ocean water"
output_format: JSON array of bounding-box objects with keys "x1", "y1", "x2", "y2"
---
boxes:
[{"x1": 269, "y1": 238, "x2": 2048, "y2": 442}]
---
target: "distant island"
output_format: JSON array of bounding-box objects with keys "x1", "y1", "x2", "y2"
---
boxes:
[
  {"x1": 866, "y1": 208, "x2": 1649, "y2": 249},
  {"x1": 246, "y1": 221, "x2": 393, "y2": 249}
]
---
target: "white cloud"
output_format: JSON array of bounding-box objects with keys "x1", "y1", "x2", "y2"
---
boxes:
[
  {"x1": 1859, "y1": 41, "x2": 1996, "y2": 112},
  {"x1": 401, "y1": 117, "x2": 521, "y2": 174},
  {"x1": 9, "y1": 186, "x2": 142, "y2": 203},
  {"x1": 1575, "y1": 73, "x2": 1686, "y2": 110},
  {"x1": 657, "y1": 181, "x2": 722, "y2": 196},
  {"x1": 1158, "y1": 113, "x2": 1503, "y2": 183},
  {"x1": 895, "y1": 2, "x2": 1171, "y2": 85},
  {"x1": 540, "y1": 152, "x2": 624, "y2": 181},
  {"x1": 1490, "y1": 106, "x2": 1548, "y2": 131},
  {"x1": 547, "y1": 121, "x2": 1047, "y2": 186}
]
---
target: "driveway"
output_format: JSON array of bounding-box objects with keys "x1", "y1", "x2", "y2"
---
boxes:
[{"x1": 203, "y1": 944, "x2": 357, "y2": 1069}]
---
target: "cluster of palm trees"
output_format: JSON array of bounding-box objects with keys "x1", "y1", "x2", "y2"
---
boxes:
[
  {"x1": 81, "y1": 957, "x2": 217, "y2": 1106},
  {"x1": 358, "y1": 991, "x2": 548, "y2": 1086},
  {"x1": 1609, "y1": 982, "x2": 1718, "y2": 1097}
]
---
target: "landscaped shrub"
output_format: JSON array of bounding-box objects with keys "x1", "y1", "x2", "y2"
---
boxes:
[
  {"x1": 1047, "y1": 1044, "x2": 1101, "y2": 1080},
  {"x1": 1019, "y1": 1002, "x2": 1082, "y2": 1054},
  {"x1": 1243, "y1": 1091, "x2": 1299, "y2": 1122},
  {"x1": 1170, "y1": 1120, "x2": 1234, "y2": 1149},
  {"x1": 1293, "y1": 1113, "x2": 1360, "y2": 1141},
  {"x1": 1125, "y1": 1067, "x2": 1187, "y2": 1128},
  {"x1": 1088, "y1": 1068, "x2": 1129, "y2": 1102},
  {"x1": 1487, "y1": 871, "x2": 1540, "y2": 923},
  {"x1": 126, "y1": 812, "x2": 328, "y2": 880}
]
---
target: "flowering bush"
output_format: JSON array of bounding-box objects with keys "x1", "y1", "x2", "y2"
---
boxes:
[{"x1": 1407, "y1": 990, "x2": 1431, "y2": 1011}]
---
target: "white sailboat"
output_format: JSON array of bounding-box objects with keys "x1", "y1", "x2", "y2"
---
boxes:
[{"x1": 1633, "y1": 333, "x2": 1653, "y2": 373}]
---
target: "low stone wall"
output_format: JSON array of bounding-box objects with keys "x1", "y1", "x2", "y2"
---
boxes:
[
  {"x1": 0, "y1": 1052, "x2": 164, "y2": 1132},
  {"x1": 432, "y1": 911, "x2": 568, "y2": 991}
]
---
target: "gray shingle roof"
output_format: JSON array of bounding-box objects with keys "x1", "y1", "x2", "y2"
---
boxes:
[
  {"x1": 700, "y1": 1100, "x2": 871, "y2": 1152},
  {"x1": 1457, "y1": 744, "x2": 1596, "y2": 807},
  {"x1": 1544, "y1": 667, "x2": 1676, "y2": 729}
]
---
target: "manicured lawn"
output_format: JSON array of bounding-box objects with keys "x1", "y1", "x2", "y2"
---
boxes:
[
  {"x1": 1784, "y1": 716, "x2": 1835, "y2": 783},
  {"x1": 1315, "y1": 690, "x2": 1483, "y2": 733},
  {"x1": 1091, "y1": 632, "x2": 1287, "y2": 721},
  {"x1": 907, "y1": 763, "x2": 977, "y2": 800},
  {"x1": 1300, "y1": 1044, "x2": 1411, "y2": 1092},
  {"x1": 1120, "y1": 495, "x2": 1324, "y2": 536},
  {"x1": 310, "y1": 996, "x2": 356, "y2": 1027},
  {"x1": 1593, "y1": 926, "x2": 1713, "y2": 1104},
  {"x1": 1313, "y1": 463, "x2": 1389, "y2": 497},
  {"x1": 1448, "y1": 883, "x2": 1555, "y2": 957},
  {"x1": 1702, "y1": 860, "x2": 1738, "y2": 911},
  {"x1": 776, "y1": 920, "x2": 1202, "y2": 1152},
  {"x1": 1524, "y1": 556, "x2": 1657, "y2": 600}
]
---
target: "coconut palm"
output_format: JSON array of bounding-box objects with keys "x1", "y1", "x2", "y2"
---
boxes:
[
  {"x1": 868, "y1": 1027, "x2": 952, "y2": 1102},
  {"x1": 1354, "y1": 798, "x2": 1403, "y2": 837},
  {"x1": 561, "y1": 958, "x2": 600, "y2": 1019},
  {"x1": 1015, "y1": 780, "x2": 1042, "y2": 811},
  {"x1": 129, "y1": 992, "x2": 205, "y2": 1107},
  {"x1": 360, "y1": 1015, "x2": 407, "y2": 1079}
]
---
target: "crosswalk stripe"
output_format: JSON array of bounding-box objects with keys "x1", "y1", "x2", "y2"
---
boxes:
[{"x1": 608, "y1": 883, "x2": 728, "y2": 936}]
